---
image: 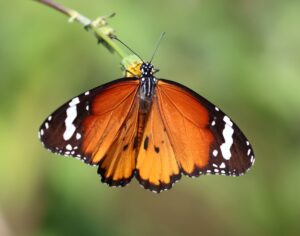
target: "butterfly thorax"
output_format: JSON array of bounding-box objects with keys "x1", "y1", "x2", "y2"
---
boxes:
[{"x1": 139, "y1": 62, "x2": 156, "y2": 97}]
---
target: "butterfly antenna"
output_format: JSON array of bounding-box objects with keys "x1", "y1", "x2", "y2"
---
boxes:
[
  {"x1": 150, "y1": 32, "x2": 165, "y2": 63},
  {"x1": 113, "y1": 36, "x2": 144, "y2": 63}
]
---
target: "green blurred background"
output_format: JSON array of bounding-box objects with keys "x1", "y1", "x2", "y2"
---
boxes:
[{"x1": 1, "y1": 0, "x2": 300, "y2": 235}]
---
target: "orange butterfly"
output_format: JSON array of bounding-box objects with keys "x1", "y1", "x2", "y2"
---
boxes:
[{"x1": 39, "y1": 53, "x2": 254, "y2": 193}]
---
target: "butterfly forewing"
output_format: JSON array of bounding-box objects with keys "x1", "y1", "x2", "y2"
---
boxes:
[
  {"x1": 157, "y1": 79, "x2": 255, "y2": 177},
  {"x1": 39, "y1": 78, "x2": 139, "y2": 167}
]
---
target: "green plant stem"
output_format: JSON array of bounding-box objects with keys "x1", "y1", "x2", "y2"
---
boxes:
[{"x1": 35, "y1": 0, "x2": 127, "y2": 59}]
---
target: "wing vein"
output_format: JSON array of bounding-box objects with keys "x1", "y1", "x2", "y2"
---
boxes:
[
  {"x1": 160, "y1": 89, "x2": 204, "y2": 129},
  {"x1": 156, "y1": 90, "x2": 182, "y2": 170},
  {"x1": 95, "y1": 89, "x2": 139, "y2": 160}
]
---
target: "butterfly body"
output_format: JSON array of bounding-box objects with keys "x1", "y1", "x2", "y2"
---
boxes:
[{"x1": 39, "y1": 62, "x2": 255, "y2": 193}]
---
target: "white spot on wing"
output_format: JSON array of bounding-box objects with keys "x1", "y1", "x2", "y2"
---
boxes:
[
  {"x1": 220, "y1": 116, "x2": 234, "y2": 160},
  {"x1": 211, "y1": 120, "x2": 216, "y2": 126},
  {"x1": 69, "y1": 97, "x2": 80, "y2": 106},
  {"x1": 45, "y1": 122, "x2": 49, "y2": 129},
  {"x1": 219, "y1": 162, "x2": 226, "y2": 168},
  {"x1": 66, "y1": 144, "x2": 72, "y2": 150},
  {"x1": 85, "y1": 91, "x2": 90, "y2": 95},
  {"x1": 215, "y1": 107, "x2": 220, "y2": 111},
  {"x1": 76, "y1": 133, "x2": 81, "y2": 140},
  {"x1": 213, "y1": 150, "x2": 218, "y2": 157},
  {"x1": 40, "y1": 129, "x2": 44, "y2": 136},
  {"x1": 247, "y1": 149, "x2": 251, "y2": 156},
  {"x1": 63, "y1": 97, "x2": 80, "y2": 140},
  {"x1": 48, "y1": 116, "x2": 52, "y2": 121},
  {"x1": 223, "y1": 115, "x2": 233, "y2": 126}
]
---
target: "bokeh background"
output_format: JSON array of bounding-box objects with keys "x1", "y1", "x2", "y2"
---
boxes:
[{"x1": 1, "y1": 0, "x2": 300, "y2": 235}]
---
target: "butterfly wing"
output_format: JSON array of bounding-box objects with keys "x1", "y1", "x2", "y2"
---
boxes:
[
  {"x1": 135, "y1": 96, "x2": 181, "y2": 193},
  {"x1": 156, "y1": 79, "x2": 255, "y2": 177},
  {"x1": 39, "y1": 78, "x2": 140, "y2": 186}
]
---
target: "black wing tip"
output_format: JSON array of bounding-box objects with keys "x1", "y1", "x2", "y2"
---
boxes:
[{"x1": 134, "y1": 170, "x2": 182, "y2": 193}]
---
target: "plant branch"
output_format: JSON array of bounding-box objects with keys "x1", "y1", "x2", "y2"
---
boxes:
[{"x1": 35, "y1": 0, "x2": 128, "y2": 59}]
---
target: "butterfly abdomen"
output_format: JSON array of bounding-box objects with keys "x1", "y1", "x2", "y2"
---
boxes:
[{"x1": 136, "y1": 99, "x2": 152, "y2": 153}]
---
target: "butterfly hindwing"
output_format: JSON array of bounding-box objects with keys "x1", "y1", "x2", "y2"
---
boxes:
[
  {"x1": 135, "y1": 97, "x2": 181, "y2": 192},
  {"x1": 156, "y1": 79, "x2": 255, "y2": 177},
  {"x1": 97, "y1": 96, "x2": 139, "y2": 186}
]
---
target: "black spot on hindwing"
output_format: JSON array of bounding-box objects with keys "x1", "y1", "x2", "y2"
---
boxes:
[{"x1": 144, "y1": 136, "x2": 149, "y2": 150}]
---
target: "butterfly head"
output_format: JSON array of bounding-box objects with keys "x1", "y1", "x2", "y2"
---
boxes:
[{"x1": 140, "y1": 62, "x2": 155, "y2": 77}]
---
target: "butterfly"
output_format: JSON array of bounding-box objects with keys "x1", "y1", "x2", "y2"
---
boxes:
[{"x1": 39, "y1": 56, "x2": 255, "y2": 193}]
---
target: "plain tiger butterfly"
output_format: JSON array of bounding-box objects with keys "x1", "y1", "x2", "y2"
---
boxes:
[{"x1": 39, "y1": 37, "x2": 255, "y2": 193}]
